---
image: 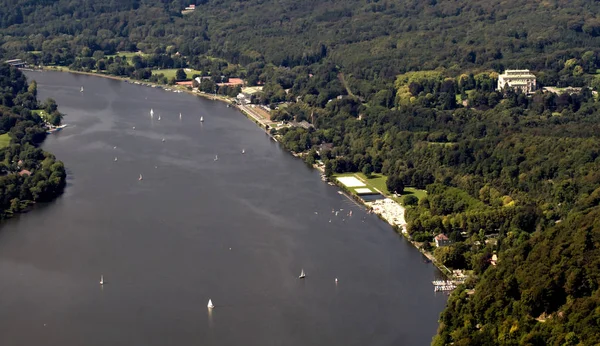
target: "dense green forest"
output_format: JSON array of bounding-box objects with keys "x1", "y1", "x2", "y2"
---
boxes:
[
  {"x1": 1, "y1": 0, "x2": 600, "y2": 344},
  {"x1": 0, "y1": 64, "x2": 66, "y2": 219}
]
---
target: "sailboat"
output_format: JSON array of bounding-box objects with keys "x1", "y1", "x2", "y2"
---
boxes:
[
  {"x1": 150, "y1": 108, "x2": 154, "y2": 118},
  {"x1": 80, "y1": 86, "x2": 84, "y2": 93},
  {"x1": 162, "y1": 138, "x2": 165, "y2": 142},
  {"x1": 114, "y1": 157, "x2": 118, "y2": 162},
  {"x1": 158, "y1": 115, "x2": 161, "y2": 121},
  {"x1": 207, "y1": 299, "x2": 214, "y2": 309},
  {"x1": 179, "y1": 113, "x2": 182, "y2": 120},
  {"x1": 242, "y1": 149, "x2": 245, "y2": 154},
  {"x1": 139, "y1": 174, "x2": 143, "y2": 181},
  {"x1": 200, "y1": 116, "x2": 204, "y2": 122},
  {"x1": 99, "y1": 275, "x2": 104, "y2": 285},
  {"x1": 299, "y1": 269, "x2": 306, "y2": 279},
  {"x1": 214, "y1": 155, "x2": 218, "y2": 161}
]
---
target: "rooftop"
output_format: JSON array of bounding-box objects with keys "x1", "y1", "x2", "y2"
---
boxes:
[{"x1": 435, "y1": 233, "x2": 449, "y2": 241}]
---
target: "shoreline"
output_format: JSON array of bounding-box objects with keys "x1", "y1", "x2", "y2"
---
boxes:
[{"x1": 39, "y1": 67, "x2": 455, "y2": 280}]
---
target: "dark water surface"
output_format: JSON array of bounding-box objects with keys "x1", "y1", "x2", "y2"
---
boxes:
[{"x1": 0, "y1": 71, "x2": 447, "y2": 346}]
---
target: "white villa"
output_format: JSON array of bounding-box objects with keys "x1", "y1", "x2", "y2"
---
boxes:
[{"x1": 497, "y1": 69, "x2": 537, "y2": 93}]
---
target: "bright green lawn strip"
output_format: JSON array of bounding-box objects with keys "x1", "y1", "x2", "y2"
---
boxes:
[
  {"x1": 0, "y1": 133, "x2": 10, "y2": 149},
  {"x1": 151, "y1": 68, "x2": 202, "y2": 80}
]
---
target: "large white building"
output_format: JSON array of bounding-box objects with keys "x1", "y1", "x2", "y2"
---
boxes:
[{"x1": 497, "y1": 69, "x2": 537, "y2": 93}]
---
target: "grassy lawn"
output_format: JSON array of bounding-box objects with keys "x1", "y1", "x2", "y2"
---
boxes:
[
  {"x1": 106, "y1": 51, "x2": 146, "y2": 59},
  {"x1": 404, "y1": 187, "x2": 427, "y2": 200},
  {"x1": 333, "y1": 172, "x2": 427, "y2": 204},
  {"x1": 0, "y1": 133, "x2": 11, "y2": 149},
  {"x1": 356, "y1": 172, "x2": 388, "y2": 194},
  {"x1": 151, "y1": 68, "x2": 202, "y2": 80}
]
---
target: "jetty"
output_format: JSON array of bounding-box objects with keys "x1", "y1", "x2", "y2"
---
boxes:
[{"x1": 432, "y1": 280, "x2": 457, "y2": 292}]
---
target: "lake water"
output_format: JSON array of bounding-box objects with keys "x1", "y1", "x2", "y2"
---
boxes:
[{"x1": 0, "y1": 71, "x2": 447, "y2": 346}]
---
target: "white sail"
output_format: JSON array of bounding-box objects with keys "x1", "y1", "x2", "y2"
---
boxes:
[
  {"x1": 100, "y1": 275, "x2": 104, "y2": 285},
  {"x1": 200, "y1": 116, "x2": 204, "y2": 122},
  {"x1": 207, "y1": 299, "x2": 214, "y2": 309},
  {"x1": 80, "y1": 86, "x2": 84, "y2": 92},
  {"x1": 214, "y1": 155, "x2": 218, "y2": 161},
  {"x1": 299, "y1": 269, "x2": 306, "y2": 279},
  {"x1": 162, "y1": 138, "x2": 165, "y2": 142},
  {"x1": 179, "y1": 113, "x2": 182, "y2": 119},
  {"x1": 158, "y1": 115, "x2": 161, "y2": 121},
  {"x1": 242, "y1": 149, "x2": 245, "y2": 154},
  {"x1": 139, "y1": 174, "x2": 143, "y2": 181},
  {"x1": 150, "y1": 108, "x2": 154, "y2": 117},
  {"x1": 114, "y1": 157, "x2": 118, "y2": 162}
]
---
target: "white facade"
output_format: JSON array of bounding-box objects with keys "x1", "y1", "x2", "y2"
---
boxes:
[{"x1": 497, "y1": 69, "x2": 537, "y2": 93}]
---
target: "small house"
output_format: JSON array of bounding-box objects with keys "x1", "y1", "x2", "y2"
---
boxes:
[
  {"x1": 490, "y1": 254, "x2": 498, "y2": 266},
  {"x1": 4, "y1": 59, "x2": 26, "y2": 68},
  {"x1": 434, "y1": 233, "x2": 452, "y2": 247},
  {"x1": 316, "y1": 143, "x2": 333, "y2": 155}
]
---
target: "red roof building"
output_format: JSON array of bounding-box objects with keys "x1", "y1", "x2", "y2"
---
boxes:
[{"x1": 434, "y1": 233, "x2": 452, "y2": 247}]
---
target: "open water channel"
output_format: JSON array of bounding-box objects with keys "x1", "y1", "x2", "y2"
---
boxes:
[{"x1": 0, "y1": 71, "x2": 448, "y2": 345}]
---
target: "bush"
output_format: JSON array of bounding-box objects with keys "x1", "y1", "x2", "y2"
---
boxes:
[{"x1": 403, "y1": 194, "x2": 419, "y2": 206}]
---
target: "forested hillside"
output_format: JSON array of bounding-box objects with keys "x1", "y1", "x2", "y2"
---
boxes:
[
  {"x1": 3, "y1": 0, "x2": 600, "y2": 78},
  {"x1": 1, "y1": 0, "x2": 600, "y2": 345}
]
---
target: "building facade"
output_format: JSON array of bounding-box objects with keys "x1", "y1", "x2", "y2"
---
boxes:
[
  {"x1": 497, "y1": 69, "x2": 537, "y2": 93},
  {"x1": 434, "y1": 233, "x2": 452, "y2": 247}
]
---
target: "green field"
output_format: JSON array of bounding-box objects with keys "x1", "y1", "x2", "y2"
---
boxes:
[
  {"x1": 151, "y1": 68, "x2": 202, "y2": 80},
  {"x1": 106, "y1": 51, "x2": 146, "y2": 59},
  {"x1": 334, "y1": 172, "x2": 427, "y2": 204},
  {"x1": 0, "y1": 133, "x2": 11, "y2": 149},
  {"x1": 404, "y1": 187, "x2": 427, "y2": 200}
]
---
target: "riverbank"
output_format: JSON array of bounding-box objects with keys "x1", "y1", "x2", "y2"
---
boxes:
[{"x1": 39, "y1": 66, "x2": 456, "y2": 281}]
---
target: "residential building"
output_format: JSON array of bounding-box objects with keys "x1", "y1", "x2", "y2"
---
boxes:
[
  {"x1": 497, "y1": 69, "x2": 537, "y2": 93},
  {"x1": 434, "y1": 233, "x2": 452, "y2": 247}
]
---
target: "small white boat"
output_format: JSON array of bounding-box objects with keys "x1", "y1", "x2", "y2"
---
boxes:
[
  {"x1": 207, "y1": 299, "x2": 214, "y2": 309},
  {"x1": 200, "y1": 116, "x2": 204, "y2": 122},
  {"x1": 150, "y1": 108, "x2": 154, "y2": 118},
  {"x1": 214, "y1": 155, "x2": 218, "y2": 161},
  {"x1": 132, "y1": 126, "x2": 136, "y2": 130},
  {"x1": 158, "y1": 115, "x2": 161, "y2": 121},
  {"x1": 113, "y1": 146, "x2": 117, "y2": 149},
  {"x1": 335, "y1": 278, "x2": 338, "y2": 283},
  {"x1": 80, "y1": 86, "x2": 84, "y2": 92},
  {"x1": 299, "y1": 269, "x2": 306, "y2": 279},
  {"x1": 139, "y1": 174, "x2": 143, "y2": 181},
  {"x1": 114, "y1": 157, "x2": 118, "y2": 162},
  {"x1": 99, "y1": 275, "x2": 104, "y2": 285},
  {"x1": 162, "y1": 138, "x2": 165, "y2": 142},
  {"x1": 242, "y1": 149, "x2": 245, "y2": 154}
]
